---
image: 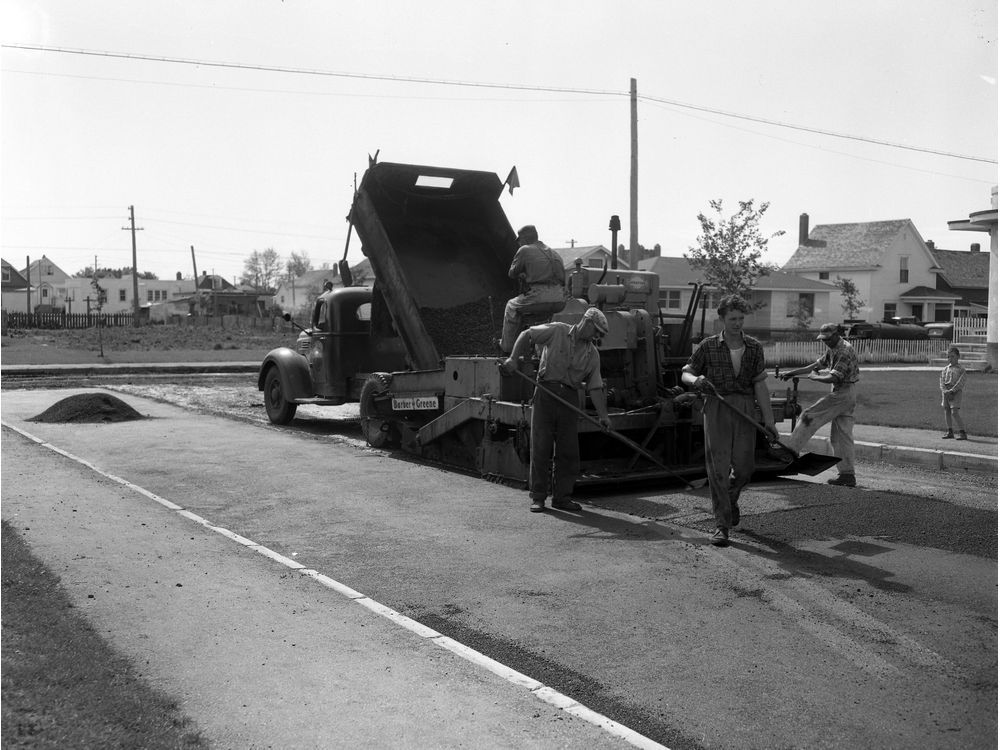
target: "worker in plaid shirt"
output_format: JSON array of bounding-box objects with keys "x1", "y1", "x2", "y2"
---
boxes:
[
  {"x1": 779, "y1": 322, "x2": 861, "y2": 487},
  {"x1": 682, "y1": 294, "x2": 778, "y2": 547}
]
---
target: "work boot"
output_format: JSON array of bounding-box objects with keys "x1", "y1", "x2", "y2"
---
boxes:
[
  {"x1": 956, "y1": 431, "x2": 968, "y2": 441},
  {"x1": 827, "y1": 473, "x2": 857, "y2": 487},
  {"x1": 942, "y1": 430, "x2": 955, "y2": 439},
  {"x1": 709, "y1": 527, "x2": 729, "y2": 547},
  {"x1": 530, "y1": 499, "x2": 545, "y2": 513},
  {"x1": 551, "y1": 498, "x2": 582, "y2": 512}
]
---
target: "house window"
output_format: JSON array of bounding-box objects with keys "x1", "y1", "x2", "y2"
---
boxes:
[
  {"x1": 700, "y1": 291, "x2": 719, "y2": 311},
  {"x1": 147, "y1": 290, "x2": 154, "y2": 302},
  {"x1": 667, "y1": 290, "x2": 681, "y2": 310},
  {"x1": 2, "y1": 267, "x2": 10, "y2": 282},
  {"x1": 45, "y1": 265, "x2": 54, "y2": 275},
  {"x1": 818, "y1": 271, "x2": 829, "y2": 280},
  {"x1": 899, "y1": 257, "x2": 908, "y2": 283},
  {"x1": 883, "y1": 303, "x2": 896, "y2": 321},
  {"x1": 42, "y1": 287, "x2": 49, "y2": 298},
  {"x1": 658, "y1": 290, "x2": 667, "y2": 307},
  {"x1": 119, "y1": 289, "x2": 127, "y2": 302},
  {"x1": 587, "y1": 258, "x2": 604, "y2": 268},
  {"x1": 786, "y1": 293, "x2": 814, "y2": 318}
]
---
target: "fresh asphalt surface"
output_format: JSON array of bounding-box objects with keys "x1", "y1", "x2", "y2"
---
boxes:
[{"x1": 1, "y1": 385, "x2": 997, "y2": 749}]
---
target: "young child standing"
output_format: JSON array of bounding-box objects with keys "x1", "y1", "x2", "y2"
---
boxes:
[{"x1": 940, "y1": 345, "x2": 968, "y2": 440}]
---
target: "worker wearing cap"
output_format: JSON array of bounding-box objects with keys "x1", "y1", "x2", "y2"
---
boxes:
[
  {"x1": 500, "y1": 306, "x2": 611, "y2": 513},
  {"x1": 682, "y1": 294, "x2": 779, "y2": 546},
  {"x1": 499, "y1": 225, "x2": 568, "y2": 354},
  {"x1": 778, "y1": 323, "x2": 860, "y2": 487}
]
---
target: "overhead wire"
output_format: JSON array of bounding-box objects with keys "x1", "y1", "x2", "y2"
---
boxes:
[{"x1": 3, "y1": 42, "x2": 995, "y2": 165}]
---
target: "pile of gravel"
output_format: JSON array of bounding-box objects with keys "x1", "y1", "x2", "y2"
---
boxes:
[{"x1": 28, "y1": 393, "x2": 147, "y2": 424}]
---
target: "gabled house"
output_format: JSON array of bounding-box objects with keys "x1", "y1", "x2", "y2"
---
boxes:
[
  {"x1": 18, "y1": 255, "x2": 71, "y2": 312},
  {"x1": 551, "y1": 245, "x2": 630, "y2": 271},
  {"x1": 782, "y1": 214, "x2": 952, "y2": 323},
  {"x1": 1, "y1": 258, "x2": 31, "y2": 312},
  {"x1": 928, "y1": 241, "x2": 990, "y2": 318},
  {"x1": 637, "y1": 256, "x2": 837, "y2": 335}
]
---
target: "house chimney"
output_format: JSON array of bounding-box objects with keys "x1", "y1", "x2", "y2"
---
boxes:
[
  {"x1": 925, "y1": 240, "x2": 935, "y2": 250},
  {"x1": 799, "y1": 214, "x2": 809, "y2": 246},
  {"x1": 971, "y1": 243, "x2": 981, "y2": 253},
  {"x1": 176, "y1": 271, "x2": 182, "y2": 281}
]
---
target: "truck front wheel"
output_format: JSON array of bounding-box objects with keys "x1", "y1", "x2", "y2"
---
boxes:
[
  {"x1": 360, "y1": 373, "x2": 398, "y2": 449},
  {"x1": 264, "y1": 368, "x2": 298, "y2": 425}
]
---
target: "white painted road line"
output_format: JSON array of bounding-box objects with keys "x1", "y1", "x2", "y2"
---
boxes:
[{"x1": 2, "y1": 420, "x2": 672, "y2": 750}]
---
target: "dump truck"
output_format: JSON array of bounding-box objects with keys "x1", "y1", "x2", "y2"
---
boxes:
[{"x1": 258, "y1": 160, "x2": 800, "y2": 486}]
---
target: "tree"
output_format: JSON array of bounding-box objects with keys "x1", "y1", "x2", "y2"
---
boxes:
[
  {"x1": 74, "y1": 266, "x2": 158, "y2": 280},
  {"x1": 684, "y1": 199, "x2": 784, "y2": 308},
  {"x1": 835, "y1": 276, "x2": 866, "y2": 320},
  {"x1": 241, "y1": 248, "x2": 282, "y2": 290},
  {"x1": 286, "y1": 251, "x2": 313, "y2": 278}
]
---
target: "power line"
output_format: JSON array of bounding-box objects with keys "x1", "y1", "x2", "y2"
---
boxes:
[{"x1": 4, "y1": 42, "x2": 996, "y2": 165}]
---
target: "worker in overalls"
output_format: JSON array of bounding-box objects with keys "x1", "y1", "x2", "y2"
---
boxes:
[
  {"x1": 500, "y1": 307, "x2": 611, "y2": 513},
  {"x1": 498, "y1": 225, "x2": 568, "y2": 354}
]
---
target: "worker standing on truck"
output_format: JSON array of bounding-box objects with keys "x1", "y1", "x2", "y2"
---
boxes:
[
  {"x1": 499, "y1": 225, "x2": 568, "y2": 354},
  {"x1": 777, "y1": 322, "x2": 860, "y2": 487},
  {"x1": 500, "y1": 306, "x2": 611, "y2": 513},
  {"x1": 682, "y1": 295, "x2": 778, "y2": 547}
]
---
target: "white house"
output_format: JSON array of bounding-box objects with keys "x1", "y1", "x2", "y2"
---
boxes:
[
  {"x1": 637, "y1": 256, "x2": 837, "y2": 335},
  {"x1": 782, "y1": 214, "x2": 954, "y2": 323}
]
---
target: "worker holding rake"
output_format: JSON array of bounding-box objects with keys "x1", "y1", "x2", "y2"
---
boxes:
[{"x1": 682, "y1": 295, "x2": 779, "y2": 547}]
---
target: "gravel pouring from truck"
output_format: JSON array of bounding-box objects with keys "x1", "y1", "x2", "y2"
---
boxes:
[{"x1": 258, "y1": 160, "x2": 800, "y2": 486}]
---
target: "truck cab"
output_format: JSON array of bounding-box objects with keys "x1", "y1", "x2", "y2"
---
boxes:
[{"x1": 257, "y1": 285, "x2": 406, "y2": 423}]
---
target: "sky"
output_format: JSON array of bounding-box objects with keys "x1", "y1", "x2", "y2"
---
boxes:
[{"x1": 1, "y1": 0, "x2": 997, "y2": 285}]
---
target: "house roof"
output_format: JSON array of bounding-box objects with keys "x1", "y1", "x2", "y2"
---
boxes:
[
  {"x1": 1, "y1": 258, "x2": 29, "y2": 289},
  {"x1": 899, "y1": 285, "x2": 961, "y2": 300},
  {"x1": 638, "y1": 256, "x2": 835, "y2": 291},
  {"x1": 549, "y1": 245, "x2": 634, "y2": 269},
  {"x1": 929, "y1": 247, "x2": 990, "y2": 289},
  {"x1": 782, "y1": 219, "x2": 927, "y2": 271}
]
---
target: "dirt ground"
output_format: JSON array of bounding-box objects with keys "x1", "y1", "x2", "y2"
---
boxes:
[{"x1": 1, "y1": 325, "x2": 296, "y2": 365}]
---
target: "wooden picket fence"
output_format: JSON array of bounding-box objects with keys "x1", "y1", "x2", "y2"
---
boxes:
[
  {"x1": 763, "y1": 339, "x2": 946, "y2": 367},
  {"x1": 3, "y1": 310, "x2": 136, "y2": 330}
]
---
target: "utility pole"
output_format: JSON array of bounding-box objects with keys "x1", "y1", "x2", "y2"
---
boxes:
[
  {"x1": 565, "y1": 239, "x2": 576, "y2": 249},
  {"x1": 25, "y1": 255, "x2": 31, "y2": 313},
  {"x1": 122, "y1": 205, "x2": 143, "y2": 326},
  {"x1": 630, "y1": 77, "x2": 639, "y2": 270}
]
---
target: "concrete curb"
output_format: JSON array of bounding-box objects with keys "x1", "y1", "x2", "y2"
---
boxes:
[{"x1": 800, "y1": 435, "x2": 997, "y2": 474}]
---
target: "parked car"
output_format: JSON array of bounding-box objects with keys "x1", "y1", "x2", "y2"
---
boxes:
[
  {"x1": 847, "y1": 320, "x2": 929, "y2": 340},
  {"x1": 924, "y1": 322, "x2": 954, "y2": 341}
]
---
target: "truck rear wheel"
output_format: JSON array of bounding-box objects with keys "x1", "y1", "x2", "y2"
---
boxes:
[
  {"x1": 360, "y1": 373, "x2": 398, "y2": 449},
  {"x1": 263, "y1": 368, "x2": 298, "y2": 425}
]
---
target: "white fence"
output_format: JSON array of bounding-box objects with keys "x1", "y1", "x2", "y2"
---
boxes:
[
  {"x1": 954, "y1": 318, "x2": 988, "y2": 338},
  {"x1": 763, "y1": 339, "x2": 947, "y2": 367}
]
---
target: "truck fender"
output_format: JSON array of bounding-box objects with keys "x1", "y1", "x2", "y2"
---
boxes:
[{"x1": 257, "y1": 347, "x2": 314, "y2": 401}]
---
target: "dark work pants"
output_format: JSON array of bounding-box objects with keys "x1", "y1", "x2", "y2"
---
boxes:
[
  {"x1": 702, "y1": 393, "x2": 757, "y2": 529},
  {"x1": 529, "y1": 382, "x2": 581, "y2": 503}
]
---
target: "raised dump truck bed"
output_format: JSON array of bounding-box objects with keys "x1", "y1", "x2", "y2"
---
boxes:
[{"x1": 350, "y1": 162, "x2": 517, "y2": 367}]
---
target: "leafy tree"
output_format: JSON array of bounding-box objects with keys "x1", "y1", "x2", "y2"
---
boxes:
[
  {"x1": 789, "y1": 299, "x2": 813, "y2": 332},
  {"x1": 286, "y1": 251, "x2": 313, "y2": 278},
  {"x1": 835, "y1": 276, "x2": 866, "y2": 320},
  {"x1": 74, "y1": 266, "x2": 157, "y2": 280},
  {"x1": 240, "y1": 248, "x2": 282, "y2": 290},
  {"x1": 684, "y1": 199, "x2": 784, "y2": 308}
]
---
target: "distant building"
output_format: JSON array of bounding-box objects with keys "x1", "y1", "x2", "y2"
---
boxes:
[
  {"x1": 638, "y1": 256, "x2": 836, "y2": 335},
  {"x1": 782, "y1": 214, "x2": 956, "y2": 323},
  {"x1": 928, "y1": 241, "x2": 990, "y2": 318}
]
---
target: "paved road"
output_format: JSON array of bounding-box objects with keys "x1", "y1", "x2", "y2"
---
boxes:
[{"x1": 2, "y1": 388, "x2": 997, "y2": 749}]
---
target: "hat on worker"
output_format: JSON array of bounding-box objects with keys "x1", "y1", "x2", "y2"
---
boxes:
[
  {"x1": 583, "y1": 306, "x2": 609, "y2": 335},
  {"x1": 817, "y1": 323, "x2": 840, "y2": 341}
]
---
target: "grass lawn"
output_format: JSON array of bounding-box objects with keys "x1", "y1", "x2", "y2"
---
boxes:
[
  {"x1": 1, "y1": 522, "x2": 208, "y2": 749},
  {"x1": 2, "y1": 326, "x2": 997, "y2": 436},
  {"x1": 786, "y1": 369, "x2": 997, "y2": 437}
]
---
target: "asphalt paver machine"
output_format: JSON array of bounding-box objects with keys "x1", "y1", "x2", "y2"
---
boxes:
[{"x1": 258, "y1": 160, "x2": 800, "y2": 487}]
